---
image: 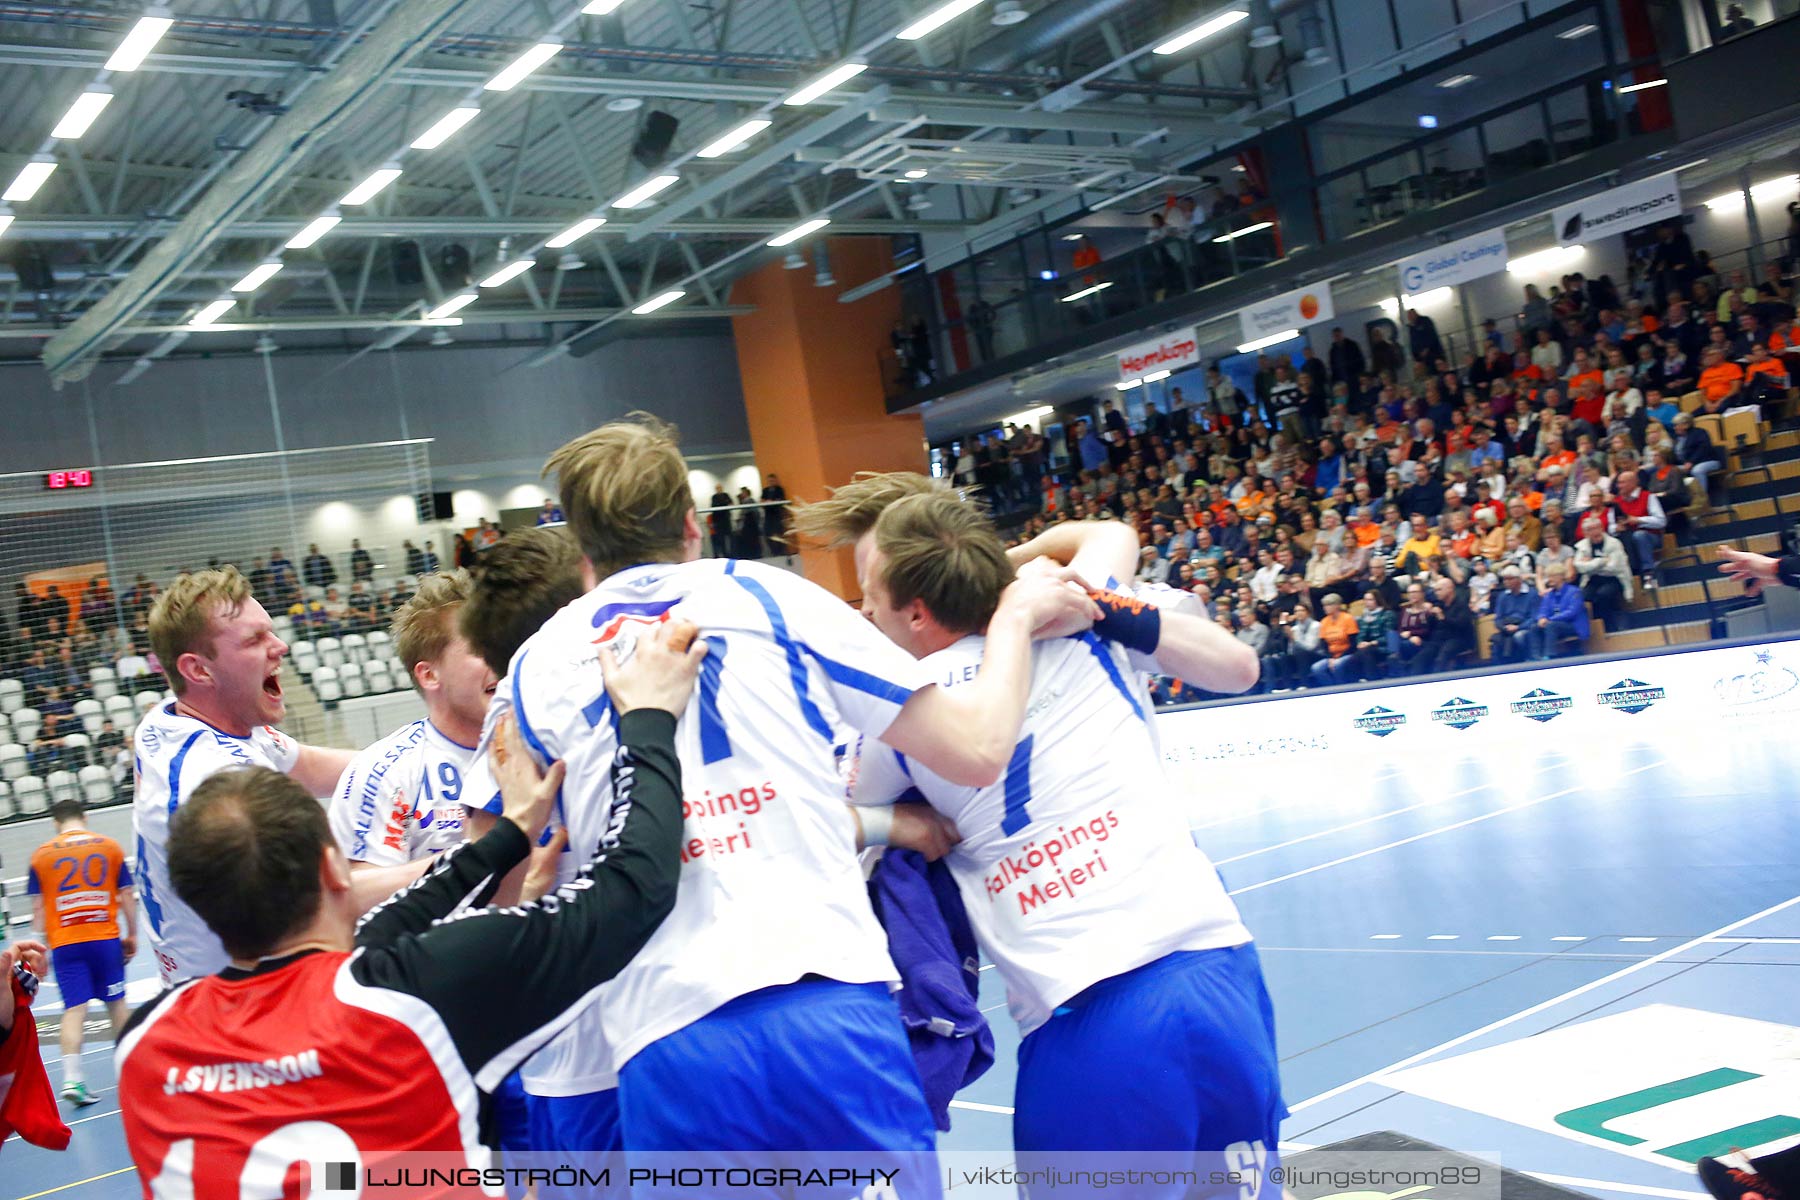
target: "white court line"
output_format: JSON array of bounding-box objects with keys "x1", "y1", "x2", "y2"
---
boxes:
[
  {"x1": 1488, "y1": 935, "x2": 1521, "y2": 941},
  {"x1": 1211, "y1": 776, "x2": 1521, "y2": 866},
  {"x1": 1370, "y1": 934, "x2": 1403, "y2": 940},
  {"x1": 1620, "y1": 937, "x2": 1658, "y2": 943},
  {"x1": 947, "y1": 1099, "x2": 1015, "y2": 1115},
  {"x1": 1427, "y1": 935, "x2": 1460, "y2": 941},
  {"x1": 1288, "y1": 891, "x2": 1800, "y2": 1114},
  {"x1": 1228, "y1": 759, "x2": 1666, "y2": 898},
  {"x1": 1709, "y1": 936, "x2": 1800, "y2": 944},
  {"x1": 1553, "y1": 936, "x2": 1587, "y2": 941},
  {"x1": 2, "y1": 1107, "x2": 119, "y2": 1144}
]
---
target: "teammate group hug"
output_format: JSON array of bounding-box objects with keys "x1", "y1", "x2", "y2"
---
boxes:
[{"x1": 13, "y1": 415, "x2": 1287, "y2": 1198}]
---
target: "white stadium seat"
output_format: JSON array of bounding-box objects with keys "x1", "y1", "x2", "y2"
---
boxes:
[
  {"x1": 79, "y1": 765, "x2": 113, "y2": 806},
  {"x1": 11, "y1": 708, "x2": 40, "y2": 745},
  {"x1": 271, "y1": 615, "x2": 294, "y2": 641},
  {"x1": 292, "y1": 640, "x2": 319, "y2": 676},
  {"x1": 0, "y1": 678, "x2": 22, "y2": 714},
  {"x1": 14, "y1": 775, "x2": 47, "y2": 815},
  {"x1": 388, "y1": 657, "x2": 406, "y2": 685},
  {"x1": 306, "y1": 586, "x2": 326, "y2": 602},
  {"x1": 313, "y1": 666, "x2": 342, "y2": 704},
  {"x1": 60, "y1": 732, "x2": 91, "y2": 765},
  {"x1": 366, "y1": 631, "x2": 392, "y2": 658},
  {"x1": 342, "y1": 634, "x2": 368, "y2": 665},
  {"x1": 0, "y1": 744, "x2": 25, "y2": 781},
  {"x1": 104, "y1": 694, "x2": 135, "y2": 724},
  {"x1": 364, "y1": 661, "x2": 393, "y2": 694},
  {"x1": 0, "y1": 778, "x2": 12, "y2": 819},
  {"x1": 339, "y1": 662, "x2": 366, "y2": 698},
  {"x1": 135, "y1": 690, "x2": 163, "y2": 715},
  {"x1": 116, "y1": 655, "x2": 151, "y2": 683},
  {"x1": 74, "y1": 697, "x2": 105, "y2": 736},
  {"x1": 317, "y1": 637, "x2": 345, "y2": 669},
  {"x1": 46, "y1": 770, "x2": 78, "y2": 805},
  {"x1": 90, "y1": 666, "x2": 120, "y2": 701}
]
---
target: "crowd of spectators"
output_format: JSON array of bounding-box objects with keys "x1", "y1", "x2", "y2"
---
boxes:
[{"x1": 953, "y1": 224, "x2": 1799, "y2": 701}]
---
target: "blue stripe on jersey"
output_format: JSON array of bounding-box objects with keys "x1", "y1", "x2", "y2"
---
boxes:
[
  {"x1": 580, "y1": 691, "x2": 613, "y2": 730},
  {"x1": 510, "y1": 654, "x2": 555, "y2": 766},
  {"x1": 895, "y1": 751, "x2": 913, "y2": 781},
  {"x1": 726, "y1": 571, "x2": 835, "y2": 744},
  {"x1": 696, "y1": 635, "x2": 732, "y2": 764},
  {"x1": 590, "y1": 599, "x2": 680, "y2": 629},
  {"x1": 165, "y1": 730, "x2": 206, "y2": 815},
  {"x1": 1000, "y1": 734, "x2": 1035, "y2": 836},
  {"x1": 1080, "y1": 632, "x2": 1145, "y2": 722},
  {"x1": 136, "y1": 835, "x2": 164, "y2": 935},
  {"x1": 803, "y1": 645, "x2": 915, "y2": 705}
]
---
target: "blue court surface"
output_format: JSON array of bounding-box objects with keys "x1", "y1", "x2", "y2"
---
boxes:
[{"x1": 9, "y1": 700, "x2": 1798, "y2": 1200}]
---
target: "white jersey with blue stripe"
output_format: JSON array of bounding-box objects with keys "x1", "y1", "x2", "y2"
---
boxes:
[
  {"x1": 327, "y1": 719, "x2": 475, "y2": 866},
  {"x1": 849, "y1": 632, "x2": 1251, "y2": 1035},
  {"x1": 491, "y1": 557, "x2": 930, "y2": 1069},
  {"x1": 131, "y1": 702, "x2": 301, "y2": 984}
]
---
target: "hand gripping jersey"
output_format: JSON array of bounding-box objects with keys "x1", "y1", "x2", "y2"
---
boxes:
[
  {"x1": 132, "y1": 703, "x2": 301, "y2": 984},
  {"x1": 328, "y1": 719, "x2": 475, "y2": 866},
  {"x1": 850, "y1": 632, "x2": 1252, "y2": 1035},
  {"x1": 491, "y1": 558, "x2": 930, "y2": 1069},
  {"x1": 117, "y1": 710, "x2": 684, "y2": 1199},
  {"x1": 27, "y1": 830, "x2": 131, "y2": 948}
]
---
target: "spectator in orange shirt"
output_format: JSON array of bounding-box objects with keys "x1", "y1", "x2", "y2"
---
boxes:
[
  {"x1": 1698, "y1": 346, "x2": 1745, "y2": 406},
  {"x1": 1309, "y1": 593, "x2": 1361, "y2": 686},
  {"x1": 1071, "y1": 237, "x2": 1101, "y2": 284},
  {"x1": 1743, "y1": 343, "x2": 1792, "y2": 410},
  {"x1": 27, "y1": 800, "x2": 136, "y2": 1107}
]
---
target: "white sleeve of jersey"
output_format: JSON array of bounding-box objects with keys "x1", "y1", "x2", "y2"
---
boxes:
[
  {"x1": 327, "y1": 748, "x2": 412, "y2": 867},
  {"x1": 468, "y1": 683, "x2": 511, "y2": 819},
  {"x1": 754, "y1": 566, "x2": 931, "y2": 738},
  {"x1": 253, "y1": 725, "x2": 302, "y2": 774},
  {"x1": 843, "y1": 733, "x2": 917, "y2": 809}
]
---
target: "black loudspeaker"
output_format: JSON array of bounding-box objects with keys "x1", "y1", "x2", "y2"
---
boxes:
[
  {"x1": 429, "y1": 491, "x2": 454, "y2": 520},
  {"x1": 631, "y1": 111, "x2": 680, "y2": 170},
  {"x1": 392, "y1": 240, "x2": 424, "y2": 287},
  {"x1": 438, "y1": 244, "x2": 472, "y2": 288},
  {"x1": 10, "y1": 246, "x2": 54, "y2": 292}
]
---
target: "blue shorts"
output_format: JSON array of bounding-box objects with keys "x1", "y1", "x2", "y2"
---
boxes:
[
  {"x1": 618, "y1": 978, "x2": 936, "y2": 1154},
  {"x1": 491, "y1": 1072, "x2": 533, "y2": 1155},
  {"x1": 52, "y1": 938, "x2": 124, "y2": 1010},
  {"x1": 1015, "y1": 944, "x2": 1286, "y2": 1158}
]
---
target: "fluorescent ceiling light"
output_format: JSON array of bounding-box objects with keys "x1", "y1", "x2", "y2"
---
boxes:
[
  {"x1": 1153, "y1": 9, "x2": 1248, "y2": 55},
  {"x1": 767, "y1": 217, "x2": 830, "y2": 247},
  {"x1": 104, "y1": 12, "x2": 174, "y2": 72},
  {"x1": 695, "y1": 118, "x2": 772, "y2": 158},
  {"x1": 3, "y1": 159, "x2": 57, "y2": 203},
  {"x1": 632, "y1": 289, "x2": 685, "y2": 314},
  {"x1": 1060, "y1": 282, "x2": 1112, "y2": 302},
  {"x1": 1006, "y1": 405, "x2": 1054, "y2": 424},
  {"x1": 1505, "y1": 244, "x2": 1583, "y2": 275},
  {"x1": 410, "y1": 106, "x2": 481, "y2": 150},
  {"x1": 581, "y1": 0, "x2": 628, "y2": 11},
  {"x1": 1141, "y1": 369, "x2": 1173, "y2": 382},
  {"x1": 1061, "y1": 233, "x2": 1084, "y2": 241},
  {"x1": 1436, "y1": 73, "x2": 1476, "y2": 88},
  {"x1": 904, "y1": 168, "x2": 928, "y2": 179},
  {"x1": 0, "y1": 213, "x2": 12, "y2": 239},
  {"x1": 1213, "y1": 220, "x2": 1272, "y2": 243},
  {"x1": 285, "y1": 214, "x2": 340, "y2": 249},
  {"x1": 230, "y1": 262, "x2": 284, "y2": 292},
  {"x1": 611, "y1": 173, "x2": 680, "y2": 208},
  {"x1": 897, "y1": 0, "x2": 986, "y2": 40},
  {"x1": 339, "y1": 167, "x2": 402, "y2": 206},
  {"x1": 50, "y1": 90, "x2": 115, "y2": 141},
  {"x1": 1617, "y1": 78, "x2": 1666, "y2": 94},
  {"x1": 783, "y1": 62, "x2": 868, "y2": 106},
  {"x1": 1115, "y1": 378, "x2": 1143, "y2": 391},
  {"x1": 427, "y1": 292, "x2": 479, "y2": 319},
  {"x1": 1557, "y1": 23, "x2": 1598, "y2": 38},
  {"x1": 189, "y1": 298, "x2": 235, "y2": 327},
  {"x1": 546, "y1": 216, "x2": 606, "y2": 248},
  {"x1": 1379, "y1": 286, "x2": 1453, "y2": 313},
  {"x1": 484, "y1": 42, "x2": 563, "y2": 92},
  {"x1": 1704, "y1": 174, "x2": 1799, "y2": 210},
  {"x1": 479, "y1": 260, "x2": 535, "y2": 288},
  {"x1": 1236, "y1": 329, "x2": 1298, "y2": 354}
]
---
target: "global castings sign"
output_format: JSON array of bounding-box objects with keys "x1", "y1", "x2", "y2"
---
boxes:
[
  {"x1": 1553, "y1": 171, "x2": 1681, "y2": 245},
  {"x1": 1398, "y1": 228, "x2": 1508, "y2": 294}
]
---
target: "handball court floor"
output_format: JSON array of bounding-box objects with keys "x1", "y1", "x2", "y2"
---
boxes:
[{"x1": 10, "y1": 720, "x2": 1798, "y2": 1200}]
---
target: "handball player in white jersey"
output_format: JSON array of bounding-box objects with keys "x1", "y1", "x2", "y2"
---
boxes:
[
  {"x1": 134, "y1": 568, "x2": 414, "y2": 985},
  {"x1": 478, "y1": 415, "x2": 1095, "y2": 1155},
  {"x1": 805, "y1": 481, "x2": 1285, "y2": 1169},
  {"x1": 328, "y1": 571, "x2": 495, "y2": 868}
]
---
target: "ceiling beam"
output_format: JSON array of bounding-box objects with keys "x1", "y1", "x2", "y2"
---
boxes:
[
  {"x1": 866, "y1": 100, "x2": 1222, "y2": 138},
  {"x1": 6, "y1": 215, "x2": 976, "y2": 239},
  {"x1": 0, "y1": 305, "x2": 753, "y2": 340},
  {"x1": 39, "y1": 0, "x2": 508, "y2": 382}
]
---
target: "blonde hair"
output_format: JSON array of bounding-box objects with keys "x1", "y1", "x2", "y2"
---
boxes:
[
  {"x1": 390, "y1": 570, "x2": 471, "y2": 688},
  {"x1": 149, "y1": 567, "x2": 253, "y2": 695},
  {"x1": 788, "y1": 472, "x2": 948, "y2": 548},
  {"x1": 544, "y1": 413, "x2": 691, "y2": 576}
]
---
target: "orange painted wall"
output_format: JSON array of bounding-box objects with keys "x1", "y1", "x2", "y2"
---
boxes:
[{"x1": 729, "y1": 237, "x2": 927, "y2": 599}]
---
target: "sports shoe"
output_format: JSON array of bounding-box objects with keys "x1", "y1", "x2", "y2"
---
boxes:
[
  {"x1": 60, "y1": 1081, "x2": 100, "y2": 1108},
  {"x1": 1700, "y1": 1154, "x2": 1785, "y2": 1200}
]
